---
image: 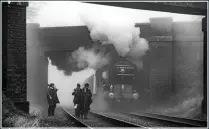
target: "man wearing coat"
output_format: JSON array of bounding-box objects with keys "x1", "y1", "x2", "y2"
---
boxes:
[
  {"x1": 72, "y1": 83, "x2": 83, "y2": 117},
  {"x1": 81, "y1": 83, "x2": 93, "y2": 119},
  {"x1": 47, "y1": 83, "x2": 60, "y2": 116}
]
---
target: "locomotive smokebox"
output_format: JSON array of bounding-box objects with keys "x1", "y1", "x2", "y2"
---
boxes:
[{"x1": 119, "y1": 56, "x2": 127, "y2": 61}]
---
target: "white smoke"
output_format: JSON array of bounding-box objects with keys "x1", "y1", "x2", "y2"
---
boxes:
[
  {"x1": 146, "y1": 95, "x2": 203, "y2": 118},
  {"x1": 79, "y1": 12, "x2": 149, "y2": 69},
  {"x1": 91, "y1": 90, "x2": 109, "y2": 112},
  {"x1": 71, "y1": 46, "x2": 109, "y2": 70},
  {"x1": 48, "y1": 58, "x2": 95, "y2": 108}
]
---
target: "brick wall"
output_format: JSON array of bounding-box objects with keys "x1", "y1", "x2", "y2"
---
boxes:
[
  {"x1": 2, "y1": 2, "x2": 29, "y2": 113},
  {"x1": 148, "y1": 38, "x2": 173, "y2": 101},
  {"x1": 136, "y1": 18, "x2": 203, "y2": 103},
  {"x1": 135, "y1": 18, "x2": 173, "y2": 102},
  {"x1": 173, "y1": 37, "x2": 203, "y2": 95},
  {"x1": 172, "y1": 22, "x2": 203, "y2": 98}
]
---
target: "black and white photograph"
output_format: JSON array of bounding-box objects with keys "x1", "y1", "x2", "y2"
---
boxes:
[{"x1": 1, "y1": 1, "x2": 208, "y2": 128}]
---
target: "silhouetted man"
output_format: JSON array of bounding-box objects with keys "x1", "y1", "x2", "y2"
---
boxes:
[
  {"x1": 72, "y1": 83, "x2": 83, "y2": 117},
  {"x1": 81, "y1": 83, "x2": 92, "y2": 119},
  {"x1": 47, "y1": 83, "x2": 60, "y2": 116}
]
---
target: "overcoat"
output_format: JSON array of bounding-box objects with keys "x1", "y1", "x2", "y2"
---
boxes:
[
  {"x1": 47, "y1": 87, "x2": 60, "y2": 105},
  {"x1": 72, "y1": 88, "x2": 83, "y2": 105},
  {"x1": 81, "y1": 88, "x2": 92, "y2": 111}
]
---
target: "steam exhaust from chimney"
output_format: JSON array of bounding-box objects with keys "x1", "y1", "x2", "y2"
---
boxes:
[{"x1": 78, "y1": 12, "x2": 149, "y2": 70}]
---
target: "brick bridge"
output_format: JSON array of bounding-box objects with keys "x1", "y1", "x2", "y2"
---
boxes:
[{"x1": 2, "y1": 2, "x2": 207, "y2": 117}]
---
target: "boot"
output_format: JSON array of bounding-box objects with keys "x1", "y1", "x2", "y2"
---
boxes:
[{"x1": 84, "y1": 111, "x2": 88, "y2": 119}]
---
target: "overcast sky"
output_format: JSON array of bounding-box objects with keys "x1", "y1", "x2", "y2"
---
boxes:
[{"x1": 27, "y1": 1, "x2": 204, "y2": 27}]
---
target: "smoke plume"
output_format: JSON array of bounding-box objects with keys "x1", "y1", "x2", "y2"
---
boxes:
[
  {"x1": 48, "y1": 58, "x2": 95, "y2": 108},
  {"x1": 71, "y1": 46, "x2": 109, "y2": 70},
  {"x1": 91, "y1": 89, "x2": 109, "y2": 112},
  {"x1": 79, "y1": 12, "x2": 149, "y2": 69}
]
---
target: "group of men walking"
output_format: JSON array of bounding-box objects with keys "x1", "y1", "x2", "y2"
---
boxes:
[
  {"x1": 47, "y1": 83, "x2": 92, "y2": 119},
  {"x1": 72, "y1": 83, "x2": 93, "y2": 119}
]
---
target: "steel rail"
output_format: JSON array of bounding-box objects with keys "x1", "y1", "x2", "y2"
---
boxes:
[
  {"x1": 143, "y1": 112, "x2": 207, "y2": 127},
  {"x1": 123, "y1": 112, "x2": 207, "y2": 127},
  {"x1": 90, "y1": 111, "x2": 146, "y2": 127},
  {"x1": 62, "y1": 108, "x2": 92, "y2": 128}
]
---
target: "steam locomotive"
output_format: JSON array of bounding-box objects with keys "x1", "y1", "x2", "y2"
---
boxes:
[
  {"x1": 105, "y1": 59, "x2": 139, "y2": 101},
  {"x1": 83, "y1": 59, "x2": 139, "y2": 102}
]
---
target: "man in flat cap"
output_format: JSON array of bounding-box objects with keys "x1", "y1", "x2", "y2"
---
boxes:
[
  {"x1": 72, "y1": 83, "x2": 83, "y2": 117},
  {"x1": 47, "y1": 83, "x2": 60, "y2": 116},
  {"x1": 80, "y1": 83, "x2": 92, "y2": 119}
]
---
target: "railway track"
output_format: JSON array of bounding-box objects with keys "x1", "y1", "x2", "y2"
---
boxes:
[
  {"x1": 62, "y1": 108, "x2": 207, "y2": 127},
  {"x1": 63, "y1": 108, "x2": 144, "y2": 128},
  {"x1": 62, "y1": 108, "x2": 89, "y2": 127},
  {"x1": 122, "y1": 112, "x2": 207, "y2": 127}
]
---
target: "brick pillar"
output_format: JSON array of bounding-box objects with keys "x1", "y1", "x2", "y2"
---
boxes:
[
  {"x1": 2, "y1": 2, "x2": 29, "y2": 113},
  {"x1": 27, "y1": 23, "x2": 48, "y2": 117},
  {"x1": 149, "y1": 17, "x2": 173, "y2": 35},
  {"x1": 202, "y1": 16, "x2": 207, "y2": 115},
  {"x1": 148, "y1": 17, "x2": 173, "y2": 103}
]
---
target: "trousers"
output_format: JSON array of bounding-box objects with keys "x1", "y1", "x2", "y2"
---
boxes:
[{"x1": 48, "y1": 105, "x2": 56, "y2": 116}]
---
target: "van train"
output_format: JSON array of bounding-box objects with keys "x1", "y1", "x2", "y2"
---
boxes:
[{"x1": 83, "y1": 59, "x2": 139, "y2": 102}]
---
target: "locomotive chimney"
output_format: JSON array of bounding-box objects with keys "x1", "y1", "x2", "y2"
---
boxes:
[{"x1": 119, "y1": 56, "x2": 126, "y2": 60}]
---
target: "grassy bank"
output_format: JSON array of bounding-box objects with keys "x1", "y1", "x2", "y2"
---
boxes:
[{"x1": 2, "y1": 94, "x2": 76, "y2": 127}]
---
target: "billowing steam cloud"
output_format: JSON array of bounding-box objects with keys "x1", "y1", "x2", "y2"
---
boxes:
[
  {"x1": 91, "y1": 89, "x2": 109, "y2": 112},
  {"x1": 71, "y1": 46, "x2": 109, "y2": 70},
  {"x1": 79, "y1": 12, "x2": 149, "y2": 69},
  {"x1": 48, "y1": 58, "x2": 95, "y2": 108}
]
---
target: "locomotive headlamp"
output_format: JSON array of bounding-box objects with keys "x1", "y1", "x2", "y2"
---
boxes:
[
  {"x1": 110, "y1": 85, "x2": 113, "y2": 91},
  {"x1": 109, "y1": 93, "x2": 114, "y2": 99},
  {"x1": 133, "y1": 93, "x2": 139, "y2": 100}
]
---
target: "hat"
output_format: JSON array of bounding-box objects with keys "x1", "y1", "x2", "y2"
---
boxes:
[
  {"x1": 49, "y1": 83, "x2": 54, "y2": 87},
  {"x1": 84, "y1": 83, "x2": 89, "y2": 87}
]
